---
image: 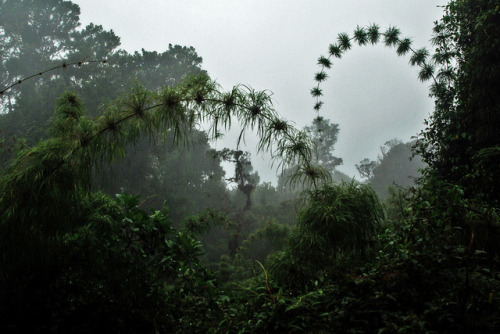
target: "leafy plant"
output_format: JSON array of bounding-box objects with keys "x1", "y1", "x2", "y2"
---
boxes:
[{"x1": 270, "y1": 182, "x2": 384, "y2": 291}]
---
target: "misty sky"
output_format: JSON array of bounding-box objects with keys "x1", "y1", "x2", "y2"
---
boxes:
[{"x1": 74, "y1": 0, "x2": 447, "y2": 183}]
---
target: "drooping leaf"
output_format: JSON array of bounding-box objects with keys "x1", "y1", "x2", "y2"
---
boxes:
[
  {"x1": 410, "y1": 48, "x2": 430, "y2": 66},
  {"x1": 418, "y1": 63, "x2": 435, "y2": 81},
  {"x1": 396, "y1": 37, "x2": 412, "y2": 56}
]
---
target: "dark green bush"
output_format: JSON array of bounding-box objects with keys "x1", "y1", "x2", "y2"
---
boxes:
[{"x1": 270, "y1": 182, "x2": 384, "y2": 291}]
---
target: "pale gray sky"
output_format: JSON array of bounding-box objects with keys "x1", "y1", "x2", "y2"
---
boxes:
[{"x1": 74, "y1": 0, "x2": 446, "y2": 183}]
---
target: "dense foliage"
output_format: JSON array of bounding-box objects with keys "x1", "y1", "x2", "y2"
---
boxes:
[{"x1": 1, "y1": 0, "x2": 499, "y2": 333}]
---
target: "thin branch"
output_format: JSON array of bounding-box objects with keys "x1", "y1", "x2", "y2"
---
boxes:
[{"x1": 0, "y1": 59, "x2": 108, "y2": 95}]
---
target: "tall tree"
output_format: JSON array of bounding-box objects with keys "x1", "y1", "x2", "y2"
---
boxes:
[
  {"x1": 219, "y1": 149, "x2": 259, "y2": 210},
  {"x1": 0, "y1": 0, "x2": 204, "y2": 144},
  {"x1": 0, "y1": 0, "x2": 81, "y2": 80},
  {"x1": 415, "y1": 0, "x2": 500, "y2": 204},
  {"x1": 0, "y1": 0, "x2": 118, "y2": 128},
  {"x1": 304, "y1": 116, "x2": 343, "y2": 172},
  {"x1": 0, "y1": 0, "x2": 229, "y2": 222},
  {"x1": 357, "y1": 139, "x2": 426, "y2": 199}
]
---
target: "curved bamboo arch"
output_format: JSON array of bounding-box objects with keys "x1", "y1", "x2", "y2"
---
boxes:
[{"x1": 310, "y1": 24, "x2": 444, "y2": 114}]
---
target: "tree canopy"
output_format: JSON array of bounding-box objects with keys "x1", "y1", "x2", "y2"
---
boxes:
[{"x1": 1, "y1": 0, "x2": 500, "y2": 332}]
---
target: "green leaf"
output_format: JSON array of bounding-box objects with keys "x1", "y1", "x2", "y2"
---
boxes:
[
  {"x1": 410, "y1": 48, "x2": 429, "y2": 66},
  {"x1": 314, "y1": 101, "x2": 324, "y2": 111},
  {"x1": 314, "y1": 71, "x2": 328, "y2": 82},
  {"x1": 354, "y1": 26, "x2": 368, "y2": 45},
  {"x1": 418, "y1": 63, "x2": 435, "y2": 81},
  {"x1": 396, "y1": 37, "x2": 412, "y2": 56},
  {"x1": 317, "y1": 56, "x2": 332, "y2": 68},
  {"x1": 310, "y1": 87, "x2": 323, "y2": 97},
  {"x1": 367, "y1": 24, "x2": 380, "y2": 44},
  {"x1": 337, "y1": 32, "x2": 352, "y2": 50},
  {"x1": 384, "y1": 26, "x2": 400, "y2": 46},
  {"x1": 328, "y1": 44, "x2": 343, "y2": 58}
]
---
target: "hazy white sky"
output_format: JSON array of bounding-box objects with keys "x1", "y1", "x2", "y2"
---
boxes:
[{"x1": 74, "y1": 0, "x2": 447, "y2": 183}]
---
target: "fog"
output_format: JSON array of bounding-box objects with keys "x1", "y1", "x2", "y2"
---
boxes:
[{"x1": 74, "y1": 0, "x2": 446, "y2": 183}]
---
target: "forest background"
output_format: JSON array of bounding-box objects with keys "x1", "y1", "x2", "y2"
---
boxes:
[{"x1": 0, "y1": 0, "x2": 499, "y2": 333}]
